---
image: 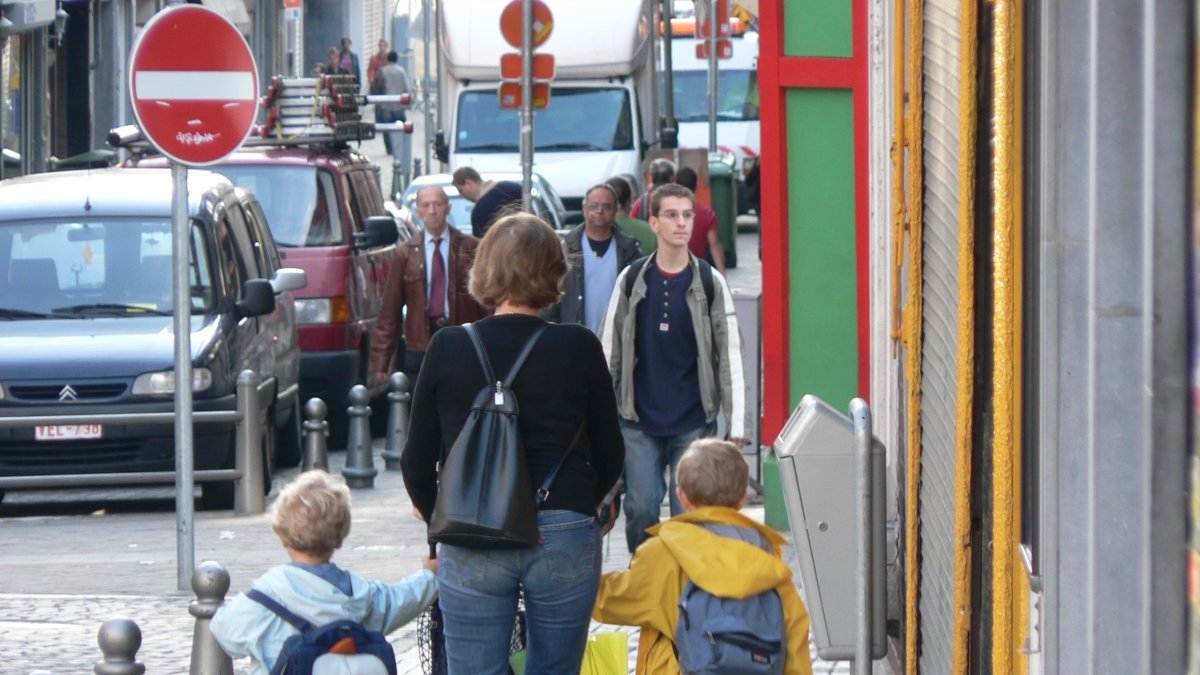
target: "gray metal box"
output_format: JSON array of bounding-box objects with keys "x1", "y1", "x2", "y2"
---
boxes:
[{"x1": 773, "y1": 395, "x2": 886, "y2": 660}]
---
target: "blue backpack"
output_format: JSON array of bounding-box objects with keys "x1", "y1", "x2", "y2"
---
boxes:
[
  {"x1": 674, "y1": 523, "x2": 786, "y2": 675},
  {"x1": 246, "y1": 589, "x2": 397, "y2": 675}
]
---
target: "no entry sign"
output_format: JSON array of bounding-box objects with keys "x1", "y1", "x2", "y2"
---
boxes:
[{"x1": 129, "y1": 5, "x2": 259, "y2": 166}]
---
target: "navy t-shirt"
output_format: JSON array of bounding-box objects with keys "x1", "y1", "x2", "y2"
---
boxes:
[
  {"x1": 627, "y1": 264, "x2": 706, "y2": 436},
  {"x1": 471, "y1": 180, "x2": 524, "y2": 238}
]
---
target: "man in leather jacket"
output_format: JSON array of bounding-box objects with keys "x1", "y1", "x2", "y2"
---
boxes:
[
  {"x1": 543, "y1": 183, "x2": 642, "y2": 333},
  {"x1": 370, "y1": 186, "x2": 486, "y2": 383}
]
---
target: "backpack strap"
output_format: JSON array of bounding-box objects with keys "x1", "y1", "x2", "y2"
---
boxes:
[
  {"x1": 624, "y1": 255, "x2": 714, "y2": 309},
  {"x1": 463, "y1": 323, "x2": 498, "y2": 385},
  {"x1": 534, "y1": 422, "x2": 586, "y2": 507},
  {"x1": 502, "y1": 324, "x2": 548, "y2": 385},
  {"x1": 246, "y1": 589, "x2": 312, "y2": 633}
]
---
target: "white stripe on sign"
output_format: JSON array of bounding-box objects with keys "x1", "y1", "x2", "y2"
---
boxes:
[{"x1": 135, "y1": 71, "x2": 255, "y2": 101}]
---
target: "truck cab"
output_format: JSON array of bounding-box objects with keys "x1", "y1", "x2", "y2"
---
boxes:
[{"x1": 436, "y1": 0, "x2": 658, "y2": 210}]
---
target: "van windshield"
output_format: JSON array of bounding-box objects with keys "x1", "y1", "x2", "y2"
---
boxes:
[
  {"x1": 456, "y1": 87, "x2": 634, "y2": 153},
  {"x1": 0, "y1": 219, "x2": 215, "y2": 318},
  {"x1": 661, "y1": 69, "x2": 760, "y2": 122},
  {"x1": 213, "y1": 166, "x2": 344, "y2": 247}
]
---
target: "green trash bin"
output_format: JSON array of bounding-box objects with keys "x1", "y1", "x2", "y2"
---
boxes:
[
  {"x1": 48, "y1": 148, "x2": 116, "y2": 172},
  {"x1": 708, "y1": 151, "x2": 738, "y2": 269},
  {"x1": 1, "y1": 148, "x2": 20, "y2": 179}
]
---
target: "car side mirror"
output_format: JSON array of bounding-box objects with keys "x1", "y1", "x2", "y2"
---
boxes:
[
  {"x1": 355, "y1": 216, "x2": 400, "y2": 248},
  {"x1": 434, "y1": 130, "x2": 449, "y2": 164},
  {"x1": 237, "y1": 279, "x2": 276, "y2": 318},
  {"x1": 270, "y1": 267, "x2": 308, "y2": 294}
]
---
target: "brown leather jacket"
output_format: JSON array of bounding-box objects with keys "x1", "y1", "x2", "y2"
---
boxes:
[{"x1": 369, "y1": 229, "x2": 486, "y2": 376}]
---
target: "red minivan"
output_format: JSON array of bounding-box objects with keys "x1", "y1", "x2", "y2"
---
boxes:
[{"x1": 134, "y1": 144, "x2": 414, "y2": 442}]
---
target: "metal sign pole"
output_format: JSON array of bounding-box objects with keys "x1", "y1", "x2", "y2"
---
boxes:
[
  {"x1": 171, "y1": 161, "x2": 195, "y2": 591},
  {"x1": 707, "y1": 0, "x2": 718, "y2": 152},
  {"x1": 519, "y1": 0, "x2": 533, "y2": 209},
  {"x1": 850, "y1": 398, "x2": 872, "y2": 673},
  {"x1": 422, "y1": 0, "x2": 432, "y2": 171}
]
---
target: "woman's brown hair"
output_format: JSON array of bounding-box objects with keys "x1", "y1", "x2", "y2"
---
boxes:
[{"x1": 468, "y1": 212, "x2": 568, "y2": 309}]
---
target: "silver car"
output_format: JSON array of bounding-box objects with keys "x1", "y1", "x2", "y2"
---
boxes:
[{"x1": 399, "y1": 172, "x2": 572, "y2": 235}]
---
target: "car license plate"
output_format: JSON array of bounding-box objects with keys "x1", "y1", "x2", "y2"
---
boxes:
[{"x1": 35, "y1": 424, "x2": 103, "y2": 441}]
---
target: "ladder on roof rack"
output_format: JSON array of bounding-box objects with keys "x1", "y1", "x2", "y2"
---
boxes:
[{"x1": 107, "y1": 74, "x2": 414, "y2": 153}]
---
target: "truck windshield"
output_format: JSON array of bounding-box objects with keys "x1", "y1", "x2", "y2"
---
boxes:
[
  {"x1": 213, "y1": 166, "x2": 344, "y2": 247},
  {"x1": 0, "y1": 219, "x2": 215, "y2": 317},
  {"x1": 456, "y1": 87, "x2": 634, "y2": 153},
  {"x1": 661, "y1": 69, "x2": 760, "y2": 122}
]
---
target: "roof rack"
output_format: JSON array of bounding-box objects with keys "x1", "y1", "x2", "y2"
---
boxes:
[{"x1": 108, "y1": 74, "x2": 413, "y2": 154}]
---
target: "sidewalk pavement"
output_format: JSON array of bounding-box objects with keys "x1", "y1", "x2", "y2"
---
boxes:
[{"x1": 0, "y1": 440, "x2": 848, "y2": 674}]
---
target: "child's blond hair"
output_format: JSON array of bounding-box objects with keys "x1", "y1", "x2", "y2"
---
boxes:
[
  {"x1": 270, "y1": 471, "x2": 352, "y2": 556},
  {"x1": 676, "y1": 438, "x2": 748, "y2": 507}
]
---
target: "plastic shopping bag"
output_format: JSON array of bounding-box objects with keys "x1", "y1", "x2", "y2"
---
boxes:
[{"x1": 580, "y1": 632, "x2": 629, "y2": 675}]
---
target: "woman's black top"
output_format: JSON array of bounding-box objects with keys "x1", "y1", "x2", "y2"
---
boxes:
[{"x1": 401, "y1": 313, "x2": 625, "y2": 520}]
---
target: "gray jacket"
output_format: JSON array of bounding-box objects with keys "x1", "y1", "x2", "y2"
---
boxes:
[
  {"x1": 598, "y1": 251, "x2": 752, "y2": 440},
  {"x1": 542, "y1": 224, "x2": 642, "y2": 326}
]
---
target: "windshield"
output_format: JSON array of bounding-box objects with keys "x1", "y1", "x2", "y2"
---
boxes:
[
  {"x1": 401, "y1": 184, "x2": 475, "y2": 235},
  {"x1": 213, "y1": 166, "x2": 344, "y2": 246},
  {"x1": 456, "y1": 87, "x2": 634, "y2": 153},
  {"x1": 0, "y1": 219, "x2": 215, "y2": 317},
  {"x1": 661, "y1": 69, "x2": 760, "y2": 122}
]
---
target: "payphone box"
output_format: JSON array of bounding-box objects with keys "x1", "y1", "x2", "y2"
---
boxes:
[{"x1": 773, "y1": 395, "x2": 887, "y2": 660}]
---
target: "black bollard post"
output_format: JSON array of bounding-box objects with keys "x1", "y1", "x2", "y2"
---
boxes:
[
  {"x1": 94, "y1": 617, "x2": 145, "y2": 675},
  {"x1": 342, "y1": 385, "x2": 378, "y2": 488},
  {"x1": 302, "y1": 397, "x2": 329, "y2": 472},
  {"x1": 381, "y1": 372, "x2": 411, "y2": 471},
  {"x1": 189, "y1": 561, "x2": 233, "y2": 675}
]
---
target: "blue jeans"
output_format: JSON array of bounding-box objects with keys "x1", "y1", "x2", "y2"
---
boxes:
[
  {"x1": 621, "y1": 423, "x2": 715, "y2": 552},
  {"x1": 436, "y1": 509, "x2": 601, "y2": 675}
]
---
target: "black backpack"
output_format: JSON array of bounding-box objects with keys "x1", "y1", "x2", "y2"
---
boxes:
[
  {"x1": 428, "y1": 323, "x2": 584, "y2": 549},
  {"x1": 246, "y1": 588, "x2": 397, "y2": 675},
  {"x1": 623, "y1": 255, "x2": 715, "y2": 309}
]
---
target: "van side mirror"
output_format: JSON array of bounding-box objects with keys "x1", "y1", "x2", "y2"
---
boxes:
[
  {"x1": 237, "y1": 279, "x2": 276, "y2": 318},
  {"x1": 434, "y1": 130, "x2": 449, "y2": 164},
  {"x1": 355, "y1": 216, "x2": 400, "y2": 249},
  {"x1": 270, "y1": 268, "x2": 308, "y2": 294}
]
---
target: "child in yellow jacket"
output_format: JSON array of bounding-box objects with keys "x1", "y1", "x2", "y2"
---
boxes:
[{"x1": 593, "y1": 438, "x2": 813, "y2": 674}]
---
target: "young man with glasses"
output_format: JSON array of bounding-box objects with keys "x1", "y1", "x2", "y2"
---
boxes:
[
  {"x1": 543, "y1": 184, "x2": 642, "y2": 333},
  {"x1": 599, "y1": 183, "x2": 751, "y2": 553}
]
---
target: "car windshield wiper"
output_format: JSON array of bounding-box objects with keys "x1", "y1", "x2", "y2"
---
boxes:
[
  {"x1": 0, "y1": 307, "x2": 60, "y2": 320},
  {"x1": 51, "y1": 303, "x2": 173, "y2": 317},
  {"x1": 457, "y1": 142, "x2": 519, "y2": 152},
  {"x1": 537, "y1": 142, "x2": 608, "y2": 151}
]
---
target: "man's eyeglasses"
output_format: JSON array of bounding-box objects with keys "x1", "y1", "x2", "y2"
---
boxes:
[
  {"x1": 657, "y1": 210, "x2": 695, "y2": 222},
  {"x1": 585, "y1": 202, "x2": 616, "y2": 213}
]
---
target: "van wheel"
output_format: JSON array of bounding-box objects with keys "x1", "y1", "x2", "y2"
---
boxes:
[
  {"x1": 276, "y1": 399, "x2": 303, "y2": 468},
  {"x1": 200, "y1": 417, "x2": 274, "y2": 510},
  {"x1": 200, "y1": 480, "x2": 234, "y2": 510}
]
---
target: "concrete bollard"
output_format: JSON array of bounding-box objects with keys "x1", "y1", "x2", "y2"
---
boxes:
[
  {"x1": 189, "y1": 560, "x2": 233, "y2": 675},
  {"x1": 381, "y1": 372, "x2": 411, "y2": 470},
  {"x1": 94, "y1": 617, "x2": 145, "y2": 675},
  {"x1": 235, "y1": 370, "x2": 265, "y2": 516},
  {"x1": 303, "y1": 397, "x2": 329, "y2": 472},
  {"x1": 342, "y1": 385, "x2": 378, "y2": 488}
]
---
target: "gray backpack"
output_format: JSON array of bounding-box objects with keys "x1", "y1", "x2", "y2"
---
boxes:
[{"x1": 675, "y1": 523, "x2": 786, "y2": 675}]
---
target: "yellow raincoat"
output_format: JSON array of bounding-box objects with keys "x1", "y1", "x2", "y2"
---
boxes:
[{"x1": 593, "y1": 506, "x2": 813, "y2": 674}]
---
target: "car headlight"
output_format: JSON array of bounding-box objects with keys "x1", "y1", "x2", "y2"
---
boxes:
[
  {"x1": 132, "y1": 368, "x2": 213, "y2": 395},
  {"x1": 294, "y1": 297, "x2": 348, "y2": 324}
]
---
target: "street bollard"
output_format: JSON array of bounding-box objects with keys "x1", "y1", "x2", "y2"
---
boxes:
[
  {"x1": 189, "y1": 560, "x2": 233, "y2": 675},
  {"x1": 235, "y1": 370, "x2": 265, "y2": 516},
  {"x1": 303, "y1": 397, "x2": 330, "y2": 472},
  {"x1": 94, "y1": 617, "x2": 145, "y2": 675},
  {"x1": 381, "y1": 372, "x2": 411, "y2": 470},
  {"x1": 342, "y1": 385, "x2": 378, "y2": 488}
]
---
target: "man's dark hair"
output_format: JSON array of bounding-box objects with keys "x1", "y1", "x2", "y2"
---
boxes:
[
  {"x1": 648, "y1": 158, "x2": 676, "y2": 186},
  {"x1": 606, "y1": 176, "x2": 634, "y2": 210},
  {"x1": 452, "y1": 166, "x2": 482, "y2": 187},
  {"x1": 675, "y1": 166, "x2": 699, "y2": 191},
  {"x1": 387, "y1": 51, "x2": 399, "y2": 63},
  {"x1": 650, "y1": 183, "x2": 695, "y2": 218}
]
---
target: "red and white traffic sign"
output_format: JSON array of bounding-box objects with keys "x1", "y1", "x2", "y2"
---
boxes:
[
  {"x1": 499, "y1": 0, "x2": 554, "y2": 49},
  {"x1": 128, "y1": 5, "x2": 259, "y2": 166}
]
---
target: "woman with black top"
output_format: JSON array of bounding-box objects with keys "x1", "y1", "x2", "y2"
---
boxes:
[{"x1": 401, "y1": 213, "x2": 625, "y2": 675}]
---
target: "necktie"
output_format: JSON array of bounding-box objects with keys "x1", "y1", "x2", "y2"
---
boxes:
[{"x1": 428, "y1": 237, "x2": 446, "y2": 317}]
